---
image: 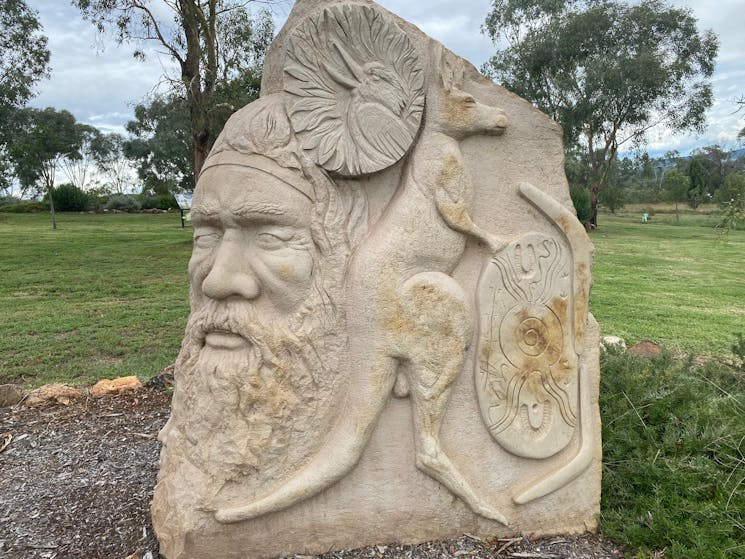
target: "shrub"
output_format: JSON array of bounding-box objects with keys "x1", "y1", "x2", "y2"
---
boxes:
[
  {"x1": 104, "y1": 194, "x2": 141, "y2": 211},
  {"x1": 0, "y1": 200, "x2": 48, "y2": 213},
  {"x1": 600, "y1": 185, "x2": 625, "y2": 214},
  {"x1": 600, "y1": 349, "x2": 745, "y2": 557},
  {"x1": 52, "y1": 183, "x2": 90, "y2": 212},
  {"x1": 570, "y1": 185, "x2": 592, "y2": 225},
  {"x1": 715, "y1": 173, "x2": 745, "y2": 207},
  {"x1": 139, "y1": 194, "x2": 177, "y2": 210},
  {"x1": 0, "y1": 195, "x2": 22, "y2": 207}
]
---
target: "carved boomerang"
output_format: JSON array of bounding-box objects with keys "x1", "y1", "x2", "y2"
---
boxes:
[{"x1": 512, "y1": 182, "x2": 595, "y2": 505}]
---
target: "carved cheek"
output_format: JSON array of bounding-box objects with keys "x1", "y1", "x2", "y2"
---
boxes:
[{"x1": 256, "y1": 249, "x2": 315, "y2": 311}]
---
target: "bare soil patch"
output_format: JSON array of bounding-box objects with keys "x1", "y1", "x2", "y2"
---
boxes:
[{"x1": 0, "y1": 388, "x2": 625, "y2": 559}]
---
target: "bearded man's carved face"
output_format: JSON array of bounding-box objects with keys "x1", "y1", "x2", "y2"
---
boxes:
[
  {"x1": 161, "y1": 161, "x2": 351, "y2": 507},
  {"x1": 190, "y1": 165, "x2": 317, "y2": 332}
]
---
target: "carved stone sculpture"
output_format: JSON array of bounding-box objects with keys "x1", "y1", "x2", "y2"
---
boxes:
[{"x1": 152, "y1": 1, "x2": 602, "y2": 557}]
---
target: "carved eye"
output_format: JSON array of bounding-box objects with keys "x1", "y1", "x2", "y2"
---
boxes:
[
  {"x1": 256, "y1": 231, "x2": 291, "y2": 251},
  {"x1": 194, "y1": 232, "x2": 221, "y2": 249}
]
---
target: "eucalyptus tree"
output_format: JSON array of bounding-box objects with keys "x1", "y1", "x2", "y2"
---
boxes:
[
  {"x1": 73, "y1": 0, "x2": 275, "y2": 185},
  {"x1": 8, "y1": 108, "x2": 84, "y2": 229},
  {"x1": 483, "y1": 0, "x2": 718, "y2": 226},
  {"x1": 0, "y1": 0, "x2": 49, "y2": 122},
  {"x1": 0, "y1": 0, "x2": 50, "y2": 193}
]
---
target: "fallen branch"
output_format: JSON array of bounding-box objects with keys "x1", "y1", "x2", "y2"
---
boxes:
[{"x1": 496, "y1": 538, "x2": 523, "y2": 555}]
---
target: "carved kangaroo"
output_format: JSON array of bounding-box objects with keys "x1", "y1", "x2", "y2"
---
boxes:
[{"x1": 216, "y1": 44, "x2": 510, "y2": 524}]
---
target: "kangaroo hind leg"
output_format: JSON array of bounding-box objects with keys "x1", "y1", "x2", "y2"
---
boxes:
[{"x1": 397, "y1": 272, "x2": 509, "y2": 525}]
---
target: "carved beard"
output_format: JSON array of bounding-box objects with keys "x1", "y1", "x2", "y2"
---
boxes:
[{"x1": 162, "y1": 288, "x2": 345, "y2": 502}]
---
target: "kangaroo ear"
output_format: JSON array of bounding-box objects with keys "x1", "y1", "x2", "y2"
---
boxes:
[
  {"x1": 434, "y1": 43, "x2": 464, "y2": 92},
  {"x1": 432, "y1": 43, "x2": 451, "y2": 90}
]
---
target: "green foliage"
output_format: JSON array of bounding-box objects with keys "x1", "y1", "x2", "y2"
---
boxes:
[
  {"x1": 59, "y1": 123, "x2": 110, "y2": 190},
  {"x1": 0, "y1": 0, "x2": 50, "y2": 132},
  {"x1": 94, "y1": 132, "x2": 135, "y2": 193},
  {"x1": 570, "y1": 185, "x2": 592, "y2": 225},
  {"x1": 5, "y1": 107, "x2": 87, "y2": 228},
  {"x1": 599, "y1": 184, "x2": 624, "y2": 214},
  {"x1": 0, "y1": 195, "x2": 21, "y2": 207},
  {"x1": 687, "y1": 156, "x2": 707, "y2": 209},
  {"x1": 139, "y1": 194, "x2": 177, "y2": 210},
  {"x1": 74, "y1": 0, "x2": 274, "y2": 184},
  {"x1": 51, "y1": 183, "x2": 90, "y2": 212},
  {"x1": 715, "y1": 192, "x2": 745, "y2": 239},
  {"x1": 600, "y1": 349, "x2": 745, "y2": 558},
  {"x1": 483, "y1": 0, "x2": 718, "y2": 227},
  {"x1": 716, "y1": 173, "x2": 745, "y2": 206},
  {"x1": 125, "y1": 94, "x2": 193, "y2": 193},
  {"x1": 104, "y1": 194, "x2": 141, "y2": 212},
  {"x1": 662, "y1": 169, "x2": 690, "y2": 221},
  {"x1": 0, "y1": 200, "x2": 47, "y2": 212}
]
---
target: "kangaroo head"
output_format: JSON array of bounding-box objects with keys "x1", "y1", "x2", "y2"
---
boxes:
[{"x1": 428, "y1": 44, "x2": 508, "y2": 139}]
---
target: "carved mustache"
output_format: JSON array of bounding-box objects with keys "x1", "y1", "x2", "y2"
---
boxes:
[{"x1": 186, "y1": 299, "x2": 303, "y2": 359}]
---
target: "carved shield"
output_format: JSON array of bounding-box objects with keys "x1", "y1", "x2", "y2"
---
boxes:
[{"x1": 475, "y1": 233, "x2": 579, "y2": 459}]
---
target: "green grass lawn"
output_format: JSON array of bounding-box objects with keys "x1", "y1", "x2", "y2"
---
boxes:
[
  {"x1": 1, "y1": 209, "x2": 743, "y2": 557},
  {"x1": 1, "y1": 209, "x2": 743, "y2": 385},
  {"x1": 0, "y1": 212, "x2": 192, "y2": 386},
  {"x1": 591, "y1": 212, "x2": 745, "y2": 354}
]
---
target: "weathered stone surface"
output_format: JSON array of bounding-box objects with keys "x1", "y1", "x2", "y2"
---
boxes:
[
  {"x1": 0, "y1": 384, "x2": 24, "y2": 407},
  {"x1": 90, "y1": 376, "x2": 143, "y2": 397},
  {"x1": 153, "y1": 1, "x2": 601, "y2": 557},
  {"x1": 25, "y1": 383, "x2": 82, "y2": 406}
]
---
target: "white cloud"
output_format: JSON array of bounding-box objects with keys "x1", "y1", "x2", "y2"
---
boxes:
[
  {"x1": 22, "y1": 0, "x2": 745, "y2": 155},
  {"x1": 26, "y1": 0, "x2": 178, "y2": 131}
]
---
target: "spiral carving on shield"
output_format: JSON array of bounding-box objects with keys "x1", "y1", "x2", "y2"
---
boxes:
[
  {"x1": 283, "y1": 4, "x2": 425, "y2": 176},
  {"x1": 475, "y1": 233, "x2": 579, "y2": 459}
]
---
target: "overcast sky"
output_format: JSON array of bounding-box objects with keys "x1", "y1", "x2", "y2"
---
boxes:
[{"x1": 25, "y1": 0, "x2": 745, "y2": 157}]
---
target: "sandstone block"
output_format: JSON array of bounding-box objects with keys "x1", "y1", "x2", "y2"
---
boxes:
[
  {"x1": 90, "y1": 376, "x2": 143, "y2": 397},
  {"x1": 25, "y1": 383, "x2": 82, "y2": 406},
  {"x1": 153, "y1": 1, "x2": 602, "y2": 556}
]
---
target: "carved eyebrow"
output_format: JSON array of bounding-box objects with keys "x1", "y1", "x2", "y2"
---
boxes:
[
  {"x1": 190, "y1": 203, "x2": 219, "y2": 220},
  {"x1": 230, "y1": 201, "x2": 286, "y2": 218},
  {"x1": 190, "y1": 202, "x2": 287, "y2": 220}
]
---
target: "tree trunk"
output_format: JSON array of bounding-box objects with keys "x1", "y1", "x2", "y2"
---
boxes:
[
  {"x1": 49, "y1": 185, "x2": 57, "y2": 230},
  {"x1": 193, "y1": 130, "x2": 210, "y2": 186},
  {"x1": 590, "y1": 184, "x2": 599, "y2": 229}
]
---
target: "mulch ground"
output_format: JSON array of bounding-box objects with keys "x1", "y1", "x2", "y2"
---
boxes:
[{"x1": 0, "y1": 387, "x2": 626, "y2": 559}]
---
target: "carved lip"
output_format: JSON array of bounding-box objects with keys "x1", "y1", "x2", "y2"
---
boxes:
[{"x1": 204, "y1": 330, "x2": 248, "y2": 350}]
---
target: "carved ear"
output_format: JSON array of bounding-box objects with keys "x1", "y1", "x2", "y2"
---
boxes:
[{"x1": 435, "y1": 43, "x2": 464, "y2": 92}]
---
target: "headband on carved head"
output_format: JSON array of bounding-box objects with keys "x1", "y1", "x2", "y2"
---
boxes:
[{"x1": 201, "y1": 94, "x2": 315, "y2": 201}]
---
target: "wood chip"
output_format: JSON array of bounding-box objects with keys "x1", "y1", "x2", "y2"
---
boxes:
[{"x1": 0, "y1": 432, "x2": 12, "y2": 453}]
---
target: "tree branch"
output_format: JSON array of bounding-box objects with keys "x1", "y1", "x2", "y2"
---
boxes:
[{"x1": 130, "y1": 0, "x2": 185, "y2": 64}]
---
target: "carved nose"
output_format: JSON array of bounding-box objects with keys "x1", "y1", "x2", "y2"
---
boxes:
[{"x1": 201, "y1": 243, "x2": 261, "y2": 301}]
